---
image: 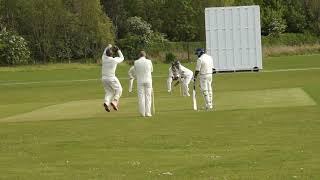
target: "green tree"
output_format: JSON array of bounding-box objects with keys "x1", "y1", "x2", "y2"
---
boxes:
[
  {"x1": 283, "y1": 0, "x2": 307, "y2": 33},
  {"x1": 68, "y1": 0, "x2": 114, "y2": 59},
  {"x1": 143, "y1": 0, "x2": 165, "y2": 33},
  {"x1": 119, "y1": 16, "x2": 152, "y2": 60},
  {"x1": 101, "y1": 0, "x2": 127, "y2": 38},
  {"x1": 119, "y1": 16, "x2": 166, "y2": 60},
  {"x1": 260, "y1": 0, "x2": 287, "y2": 36},
  {"x1": 0, "y1": 29, "x2": 31, "y2": 65},
  {"x1": 305, "y1": 0, "x2": 320, "y2": 35},
  {"x1": 162, "y1": 0, "x2": 198, "y2": 41},
  {"x1": 0, "y1": 0, "x2": 114, "y2": 62},
  {"x1": 124, "y1": 0, "x2": 146, "y2": 18}
]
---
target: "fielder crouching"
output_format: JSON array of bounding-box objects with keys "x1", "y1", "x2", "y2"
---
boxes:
[
  {"x1": 173, "y1": 60, "x2": 193, "y2": 96},
  {"x1": 101, "y1": 45, "x2": 124, "y2": 112},
  {"x1": 134, "y1": 51, "x2": 154, "y2": 117},
  {"x1": 167, "y1": 62, "x2": 180, "y2": 93},
  {"x1": 194, "y1": 48, "x2": 215, "y2": 110}
]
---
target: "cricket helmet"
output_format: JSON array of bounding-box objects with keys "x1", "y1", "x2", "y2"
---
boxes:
[
  {"x1": 173, "y1": 60, "x2": 180, "y2": 66},
  {"x1": 172, "y1": 60, "x2": 181, "y2": 70},
  {"x1": 195, "y1": 48, "x2": 205, "y2": 58}
]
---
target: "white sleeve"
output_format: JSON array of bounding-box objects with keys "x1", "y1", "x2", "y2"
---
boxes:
[
  {"x1": 114, "y1": 50, "x2": 124, "y2": 63},
  {"x1": 150, "y1": 61, "x2": 153, "y2": 73},
  {"x1": 195, "y1": 58, "x2": 201, "y2": 71},
  {"x1": 168, "y1": 67, "x2": 173, "y2": 78},
  {"x1": 103, "y1": 48, "x2": 107, "y2": 56},
  {"x1": 102, "y1": 44, "x2": 112, "y2": 56}
]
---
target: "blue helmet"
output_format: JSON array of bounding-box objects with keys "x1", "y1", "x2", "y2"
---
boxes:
[{"x1": 195, "y1": 48, "x2": 205, "y2": 57}]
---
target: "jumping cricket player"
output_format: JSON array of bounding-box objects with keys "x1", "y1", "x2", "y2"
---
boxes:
[{"x1": 101, "y1": 45, "x2": 124, "y2": 112}]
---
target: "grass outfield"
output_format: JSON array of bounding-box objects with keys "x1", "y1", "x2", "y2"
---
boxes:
[{"x1": 0, "y1": 54, "x2": 320, "y2": 179}]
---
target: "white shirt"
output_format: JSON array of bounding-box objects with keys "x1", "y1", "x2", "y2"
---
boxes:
[
  {"x1": 195, "y1": 54, "x2": 214, "y2": 75},
  {"x1": 102, "y1": 50, "x2": 124, "y2": 78},
  {"x1": 128, "y1": 66, "x2": 136, "y2": 79},
  {"x1": 177, "y1": 64, "x2": 193, "y2": 78},
  {"x1": 134, "y1": 57, "x2": 153, "y2": 84}
]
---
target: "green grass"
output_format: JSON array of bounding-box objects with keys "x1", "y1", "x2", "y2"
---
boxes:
[{"x1": 0, "y1": 54, "x2": 320, "y2": 179}]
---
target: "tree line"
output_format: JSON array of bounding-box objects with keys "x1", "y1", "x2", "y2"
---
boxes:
[
  {"x1": 102, "y1": 0, "x2": 320, "y2": 41},
  {"x1": 0, "y1": 0, "x2": 319, "y2": 65},
  {"x1": 0, "y1": 0, "x2": 113, "y2": 64}
]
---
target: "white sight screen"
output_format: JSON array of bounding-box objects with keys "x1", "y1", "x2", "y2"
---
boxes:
[{"x1": 205, "y1": 6, "x2": 263, "y2": 71}]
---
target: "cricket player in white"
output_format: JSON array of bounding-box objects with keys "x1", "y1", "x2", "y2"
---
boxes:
[
  {"x1": 101, "y1": 45, "x2": 124, "y2": 112},
  {"x1": 194, "y1": 48, "x2": 214, "y2": 110},
  {"x1": 134, "y1": 51, "x2": 153, "y2": 117},
  {"x1": 128, "y1": 65, "x2": 136, "y2": 93},
  {"x1": 167, "y1": 61, "x2": 193, "y2": 96},
  {"x1": 167, "y1": 63, "x2": 180, "y2": 93}
]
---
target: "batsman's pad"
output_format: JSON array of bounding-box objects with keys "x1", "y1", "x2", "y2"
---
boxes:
[{"x1": 192, "y1": 83, "x2": 197, "y2": 111}]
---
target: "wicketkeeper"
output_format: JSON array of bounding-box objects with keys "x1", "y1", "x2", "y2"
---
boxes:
[
  {"x1": 101, "y1": 45, "x2": 124, "y2": 112},
  {"x1": 193, "y1": 48, "x2": 215, "y2": 110},
  {"x1": 167, "y1": 62, "x2": 180, "y2": 93},
  {"x1": 168, "y1": 60, "x2": 193, "y2": 96}
]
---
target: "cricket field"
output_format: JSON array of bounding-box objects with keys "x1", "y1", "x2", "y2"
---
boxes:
[{"x1": 0, "y1": 54, "x2": 320, "y2": 179}]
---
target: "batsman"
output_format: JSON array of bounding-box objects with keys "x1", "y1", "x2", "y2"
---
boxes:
[{"x1": 193, "y1": 48, "x2": 215, "y2": 110}]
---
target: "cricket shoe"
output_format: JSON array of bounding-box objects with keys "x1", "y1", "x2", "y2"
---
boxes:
[
  {"x1": 111, "y1": 100, "x2": 119, "y2": 111},
  {"x1": 103, "y1": 103, "x2": 110, "y2": 112}
]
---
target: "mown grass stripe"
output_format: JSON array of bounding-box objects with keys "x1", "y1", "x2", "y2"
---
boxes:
[{"x1": 1, "y1": 67, "x2": 320, "y2": 86}]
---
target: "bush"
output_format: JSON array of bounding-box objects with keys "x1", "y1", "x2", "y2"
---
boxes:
[
  {"x1": 0, "y1": 30, "x2": 31, "y2": 65},
  {"x1": 263, "y1": 44, "x2": 320, "y2": 57},
  {"x1": 146, "y1": 41, "x2": 205, "y2": 62},
  {"x1": 262, "y1": 7, "x2": 287, "y2": 36},
  {"x1": 119, "y1": 16, "x2": 167, "y2": 60},
  {"x1": 0, "y1": 0, "x2": 114, "y2": 63},
  {"x1": 118, "y1": 35, "x2": 144, "y2": 60},
  {"x1": 262, "y1": 33, "x2": 319, "y2": 47},
  {"x1": 165, "y1": 52, "x2": 176, "y2": 64}
]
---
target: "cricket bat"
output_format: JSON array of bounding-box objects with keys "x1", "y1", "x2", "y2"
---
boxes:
[{"x1": 192, "y1": 82, "x2": 197, "y2": 111}]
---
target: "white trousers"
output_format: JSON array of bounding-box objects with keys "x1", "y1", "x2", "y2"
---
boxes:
[
  {"x1": 181, "y1": 75, "x2": 192, "y2": 96},
  {"x1": 129, "y1": 78, "x2": 135, "y2": 92},
  {"x1": 199, "y1": 74, "x2": 213, "y2": 109},
  {"x1": 167, "y1": 77, "x2": 173, "y2": 92},
  {"x1": 137, "y1": 82, "x2": 152, "y2": 117},
  {"x1": 102, "y1": 76, "x2": 123, "y2": 105}
]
